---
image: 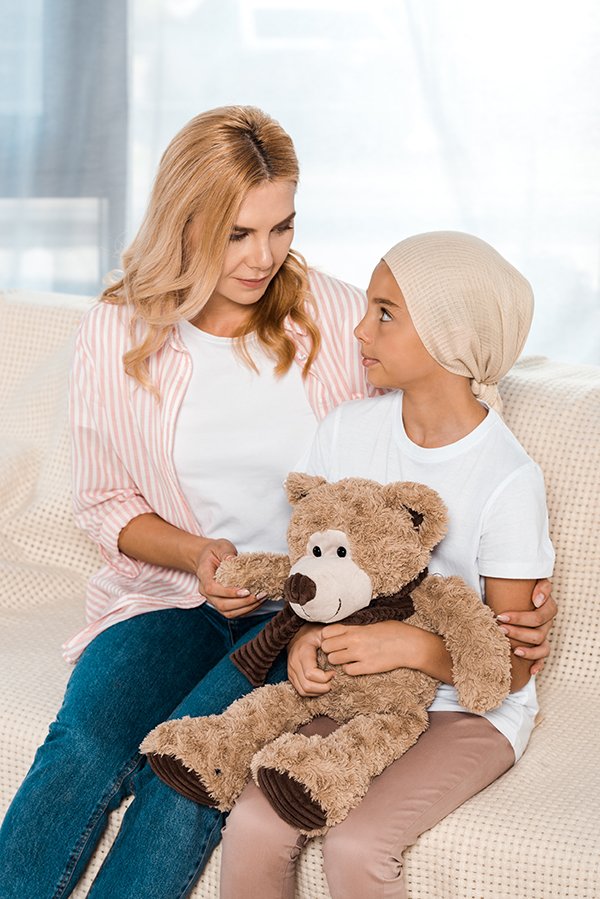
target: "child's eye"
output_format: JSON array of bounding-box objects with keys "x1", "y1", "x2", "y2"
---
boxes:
[{"x1": 379, "y1": 307, "x2": 393, "y2": 322}]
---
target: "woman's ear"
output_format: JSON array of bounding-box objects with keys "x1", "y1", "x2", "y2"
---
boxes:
[{"x1": 285, "y1": 472, "x2": 327, "y2": 505}]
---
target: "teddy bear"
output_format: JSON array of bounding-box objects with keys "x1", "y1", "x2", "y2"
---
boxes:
[{"x1": 141, "y1": 473, "x2": 511, "y2": 836}]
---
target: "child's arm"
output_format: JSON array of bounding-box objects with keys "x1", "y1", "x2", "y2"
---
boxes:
[
  {"x1": 319, "y1": 620, "x2": 454, "y2": 684},
  {"x1": 485, "y1": 577, "x2": 537, "y2": 691},
  {"x1": 285, "y1": 622, "x2": 452, "y2": 695},
  {"x1": 320, "y1": 579, "x2": 536, "y2": 693}
]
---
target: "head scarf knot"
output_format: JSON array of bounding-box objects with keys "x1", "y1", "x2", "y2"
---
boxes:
[{"x1": 470, "y1": 379, "x2": 501, "y2": 412}]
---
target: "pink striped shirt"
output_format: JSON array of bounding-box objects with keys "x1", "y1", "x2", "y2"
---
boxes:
[{"x1": 63, "y1": 270, "x2": 374, "y2": 662}]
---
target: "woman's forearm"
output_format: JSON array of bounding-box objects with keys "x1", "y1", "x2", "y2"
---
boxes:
[{"x1": 118, "y1": 512, "x2": 208, "y2": 574}]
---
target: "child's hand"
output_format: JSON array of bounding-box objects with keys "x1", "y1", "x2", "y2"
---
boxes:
[
  {"x1": 321, "y1": 621, "x2": 417, "y2": 675},
  {"x1": 287, "y1": 624, "x2": 335, "y2": 696}
]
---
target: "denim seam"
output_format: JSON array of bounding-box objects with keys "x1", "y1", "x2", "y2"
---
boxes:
[
  {"x1": 52, "y1": 753, "x2": 143, "y2": 899},
  {"x1": 176, "y1": 813, "x2": 225, "y2": 899}
]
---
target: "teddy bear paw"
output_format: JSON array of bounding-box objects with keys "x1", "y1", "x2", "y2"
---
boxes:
[
  {"x1": 145, "y1": 751, "x2": 219, "y2": 807},
  {"x1": 140, "y1": 716, "x2": 246, "y2": 811},
  {"x1": 256, "y1": 766, "x2": 327, "y2": 833}
]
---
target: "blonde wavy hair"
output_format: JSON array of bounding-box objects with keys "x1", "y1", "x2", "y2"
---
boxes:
[{"x1": 102, "y1": 105, "x2": 320, "y2": 393}]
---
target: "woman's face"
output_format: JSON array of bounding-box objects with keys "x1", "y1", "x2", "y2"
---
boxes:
[{"x1": 195, "y1": 179, "x2": 296, "y2": 328}]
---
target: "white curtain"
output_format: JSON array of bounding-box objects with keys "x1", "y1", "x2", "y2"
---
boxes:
[
  {"x1": 2, "y1": 0, "x2": 599, "y2": 363},
  {"x1": 0, "y1": 0, "x2": 127, "y2": 295}
]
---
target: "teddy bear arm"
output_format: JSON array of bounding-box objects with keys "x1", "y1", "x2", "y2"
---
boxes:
[
  {"x1": 412, "y1": 577, "x2": 511, "y2": 713},
  {"x1": 216, "y1": 553, "x2": 291, "y2": 597}
]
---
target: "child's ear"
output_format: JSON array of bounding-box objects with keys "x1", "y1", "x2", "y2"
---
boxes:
[
  {"x1": 382, "y1": 481, "x2": 448, "y2": 548},
  {"x1": 285, "y1": 472, "x2": 327, "y2": 505}
]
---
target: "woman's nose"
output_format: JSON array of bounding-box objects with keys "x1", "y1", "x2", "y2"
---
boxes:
[{"x1": 248, "y1": 237, "x2": 273, "y2": 272}]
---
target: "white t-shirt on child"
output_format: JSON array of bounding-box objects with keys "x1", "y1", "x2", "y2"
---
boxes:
[{"x1": 302, "y1": 391, "x2": 555, "y2": 760}]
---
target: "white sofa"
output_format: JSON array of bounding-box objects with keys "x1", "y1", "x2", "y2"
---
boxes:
[{"x1": 1, "y1": 288, "x2": 599, "y2": 899}]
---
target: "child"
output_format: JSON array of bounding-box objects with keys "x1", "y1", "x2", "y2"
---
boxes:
[{"x1": 218, "y1": 231, "x2": 555, "y2": 899}]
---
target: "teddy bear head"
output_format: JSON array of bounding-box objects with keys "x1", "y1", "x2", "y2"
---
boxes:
[{"x1": 282, "y1": 473, "x2": 448, "y2": 624}]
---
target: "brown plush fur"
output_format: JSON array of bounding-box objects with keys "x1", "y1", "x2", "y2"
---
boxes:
[{"x1": 142, "y1": 475, "x2": 511, "y2": 836}]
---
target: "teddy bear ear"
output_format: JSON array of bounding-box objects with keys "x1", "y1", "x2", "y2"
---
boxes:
[
  {"x1": 285, "y1": 472, "x2": 327, "y2": 505},
  {"x1": 382, "y1": 481, "x2": 449, "y2": 548}
]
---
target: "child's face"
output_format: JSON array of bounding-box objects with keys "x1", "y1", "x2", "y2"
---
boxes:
[{"x1": 354, "y1": 260, "x2": 438, "y2": 390}]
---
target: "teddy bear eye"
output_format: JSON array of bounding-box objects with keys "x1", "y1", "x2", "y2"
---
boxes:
[
  {"x1": 312, "y1": 546, "x2": 322, "y2": 557},
  {"x1": 337, "y1": 547, "x2": 347, "y2": 557}
]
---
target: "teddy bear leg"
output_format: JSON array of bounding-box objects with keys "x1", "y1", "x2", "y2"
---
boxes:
[
  {"x1": 253, "y1": 706, "x2": 429, "y2": 835},
  {"x1": 141, "y1": 682, "x2": 312, "y2": 811}
]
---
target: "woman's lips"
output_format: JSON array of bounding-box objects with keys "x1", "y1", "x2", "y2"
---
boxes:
[{"x1": 236, "y1": 276, "x2": 269, "y2": 289}]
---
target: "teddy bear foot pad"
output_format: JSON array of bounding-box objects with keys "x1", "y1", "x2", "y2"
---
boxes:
[
  {"x1": 146, "y1": 752, "x2": 218, "y2": 807},
  {"x1": 257, "y1": 766, "x2": 327, "y2": 831}
]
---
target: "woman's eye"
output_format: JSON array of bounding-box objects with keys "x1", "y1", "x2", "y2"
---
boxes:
[
  {"x1": 274, "y1": 223, "x2": 294, "y2": 234},
  {"x1": 379, "y1": 307, "x2": 392, "y2": 322},
  {"x1": 229, "y1": 232, "x2": 247, "y2": 242}
]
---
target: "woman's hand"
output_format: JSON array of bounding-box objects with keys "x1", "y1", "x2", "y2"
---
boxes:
[
  {"x1": 287, "y1": 624, "x2": 334, "y2": 696},
  {"x1": 194, "y1": 538, "x2": 266, "y2": 619},
  {"x1": 496, "y1": 578, "x2": 557, "y2": 675},
  {"x1": 320, "y1": 621, "x2": 418, "y2": 676},
  {"x1": 118, "y1": 514, "x2": 264, "y2": 618}
]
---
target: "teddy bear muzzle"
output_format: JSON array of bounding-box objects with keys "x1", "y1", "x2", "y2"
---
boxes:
[{"x1": 285, "y1": 529, "x2": 373, "y2": 623}]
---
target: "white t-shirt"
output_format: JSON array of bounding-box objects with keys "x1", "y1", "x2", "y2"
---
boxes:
[
  {"x1": 304, "y1": 391, "x2": 555, "y2": 759},
  {"x1": 174, "y1": 322, "x2": 317, "y2": 611}
]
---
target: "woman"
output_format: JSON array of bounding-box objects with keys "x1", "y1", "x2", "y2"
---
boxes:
[{"x1": 0, "y1": 107, "x2": 555, "y2": 899}]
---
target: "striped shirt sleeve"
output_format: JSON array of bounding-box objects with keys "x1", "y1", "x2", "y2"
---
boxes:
[
  {"x1": 308, "y1": 269, "x2": 380, "y2": 415},
  {"x1": 69, "y1": 308, "x2": 152, "y2": 577}
]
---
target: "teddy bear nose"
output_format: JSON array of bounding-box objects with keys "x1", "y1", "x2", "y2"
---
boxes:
[{"x1": 283, "y1": 572, "x2": 317, "y2": 607}]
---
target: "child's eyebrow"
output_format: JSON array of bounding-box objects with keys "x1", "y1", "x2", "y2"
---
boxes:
[
  {"x1": 231, "y1": 212, "x2": 296, "y2": 234},
  {"x1": 371, "y1": 296, "x2": 400, "y2": 308}
]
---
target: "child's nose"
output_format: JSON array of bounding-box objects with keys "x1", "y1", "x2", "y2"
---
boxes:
[{"x1": 354, "y1": 315, "x2": 369, "y2": 342}]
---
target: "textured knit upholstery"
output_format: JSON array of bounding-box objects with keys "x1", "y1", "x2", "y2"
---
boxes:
[{"x1": 1, "y1": 289, "x2": 599, "y2": 898}]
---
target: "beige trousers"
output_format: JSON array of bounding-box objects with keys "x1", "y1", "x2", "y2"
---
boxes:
[{"x1": 219, "y1": 711, "x2": 515, "y2": 899}]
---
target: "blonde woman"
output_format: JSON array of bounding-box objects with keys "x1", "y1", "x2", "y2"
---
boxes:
[{"x1": 0, "y1": 108, "x2": 555, "y2": 898}]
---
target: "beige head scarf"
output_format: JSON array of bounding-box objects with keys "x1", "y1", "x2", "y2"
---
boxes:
[{"x1": 383, "y1": 231, "x2": 534, "y2": 413}]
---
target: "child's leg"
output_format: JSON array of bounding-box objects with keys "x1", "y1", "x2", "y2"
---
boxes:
[
  {"x1": 322, "y1": 711, "x2": 515, "y2": 899},
  {"x1": 220, "y1": 716, "x2": 339, "y2": 899}
]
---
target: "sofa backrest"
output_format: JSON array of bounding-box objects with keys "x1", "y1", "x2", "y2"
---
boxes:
[
  {"x1": 0, "y1": 290, "x2": 100, "y2": 610},
  {"x1": 500, "y1": 356, "x2": 600, "y2": 693}
]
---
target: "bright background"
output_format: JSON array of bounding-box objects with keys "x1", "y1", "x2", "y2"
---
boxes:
[{"x1": 2, "y1": 0, "x2": 599, "y2": 363}]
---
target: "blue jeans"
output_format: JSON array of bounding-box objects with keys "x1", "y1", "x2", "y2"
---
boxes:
[{"x1": 0, "y1": 604, "x2": 287, "y2": 899}]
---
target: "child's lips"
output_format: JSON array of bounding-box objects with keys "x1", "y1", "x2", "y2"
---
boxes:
[{"x1": 361, "y1": 355, "x2": 379, "y2": 367}]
